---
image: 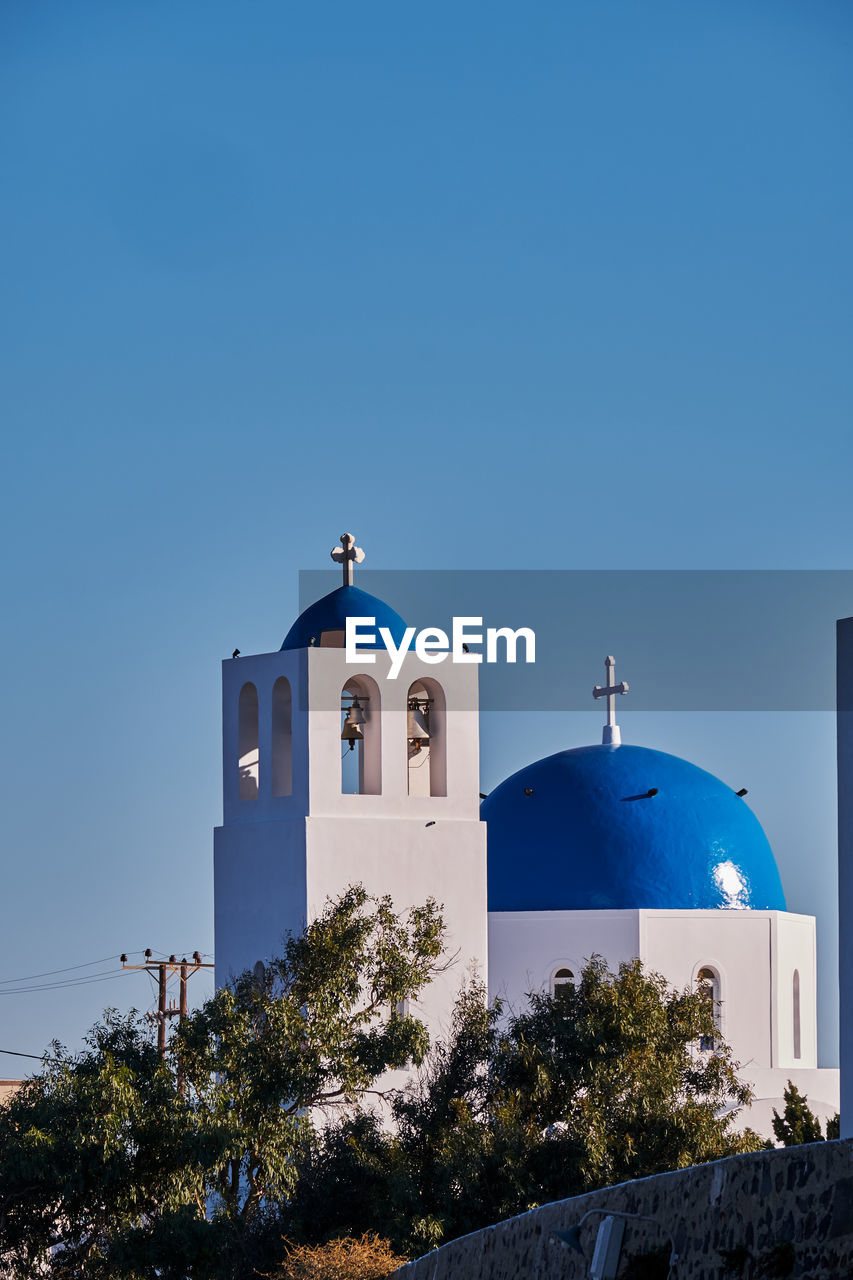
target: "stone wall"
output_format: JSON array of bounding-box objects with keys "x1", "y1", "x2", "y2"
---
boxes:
[{"x1": 395, "y1": 1139, "x2": 853, "y2": 1279}]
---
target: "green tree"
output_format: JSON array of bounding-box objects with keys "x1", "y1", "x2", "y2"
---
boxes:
[
  {"x1": 489, "y1": 957, "x2": 763, "y2": 1193},
  {"x1": 0, "y1": 886, "x2": 445, "y2": 1279},
  {"x1": 291, "y1": 957, "x2": 764, "y2": 1256},
  {"x1": 0, "y1": 1012, "x2": 204, "y2": 1278},
  {"x1": 289, "y1": 979, "x2": 506, "y2": 1255},
  {"x1": 771, "y1": 1080, "x2": 839, "y2": 1145},
  {"x1": 177, "y1": 885, "x2": 444, "y2": 1229}
]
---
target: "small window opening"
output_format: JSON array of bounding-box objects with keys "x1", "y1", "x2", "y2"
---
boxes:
[
  {"x1": 238, "y1": 682, "x2": 259, "y2": 802},
  {"x1": 793, "y1": 969, "x2": 801, "y2": 1060},
  {"x1": 552, "y1": 967, "x2": 574, "y2": 997},
  {"x1": 697, "y1": 966, "x2": 720, "y2": 1050}
]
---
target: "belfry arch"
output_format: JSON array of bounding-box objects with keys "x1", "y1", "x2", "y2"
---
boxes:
[
  {"x1": 237, "y1": 682, "x2": 259, "y2": 802},
  {"x1": 341, "y1": 674, "x2": 382, "y2": 795},
  {"x1": 406, "y1": 677, "x2": 447, "y2": 797}
]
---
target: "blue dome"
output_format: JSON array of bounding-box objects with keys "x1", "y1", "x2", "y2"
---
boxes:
[
  {"x1": 482, "y1": 744, "x2": 786, "y2": 913},
  {"x1": 281, "y1": 585, "x2": 411, "y2": 651}
]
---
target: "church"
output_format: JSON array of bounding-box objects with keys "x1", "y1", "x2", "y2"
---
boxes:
[{"x1": 214, "y1": 536, "x2": 839, "y2": 1135}]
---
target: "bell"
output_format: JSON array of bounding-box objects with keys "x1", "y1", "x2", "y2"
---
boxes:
[
  {"x1": 407, "y1": 704, "x2": 430, "y2": 743},
  {"x1": 348, "y1": 697, "x2": 365, "y2": 726},
  {"x1": 341, "y1": 709, "x2": 364, "y2": 750}
]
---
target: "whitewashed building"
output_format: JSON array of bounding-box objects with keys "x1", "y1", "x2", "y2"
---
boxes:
[{"x1": 214, "y1": 537, "x2": 839, "y2": 1133}]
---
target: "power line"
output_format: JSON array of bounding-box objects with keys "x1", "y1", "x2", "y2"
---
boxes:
[
  {"x1": 0, "y1": 952, "x2": 213, "y2": 998},
  {"x1": 0, "y1": 951, "x2": 214, "y2": 997},
  {"x1": 0, "y1": 970, "x2": 137, "y2": 995},
  {"x1": 1, "y1": 966, "x2": 126, "y2": 987},
  {"x1": 0, "y1": 953, "x2": 127, "y2": 986},
  {"x1": 0, "y1": 951, "x2": 213, "y2": 989},
  {"x1": 0, "y1": 1047, "x2": 46, "y2": 1060}
]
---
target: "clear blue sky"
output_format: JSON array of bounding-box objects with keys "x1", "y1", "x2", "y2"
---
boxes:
[{"x1": 0, "y1": 1, "x2": 850, "y2": 1066}]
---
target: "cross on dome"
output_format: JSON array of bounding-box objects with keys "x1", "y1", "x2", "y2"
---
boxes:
[
  {"x1": 593, "y1": 655, "x2": 629, "y2": 746},
  {"x1": 330, "y1": 533, "x2": 365, "y2": 587}
]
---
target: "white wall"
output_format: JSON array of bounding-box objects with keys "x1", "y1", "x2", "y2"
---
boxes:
[
  {"x1": 307, "y1": 815, "x2": 487, "y2": 1041},
  {"x1": 772, "y1": 913, "x2": 818, "y2": 1069},
  {"x1": 222, "y1": 649, "x2": 309, "y2": 824},
  {"x1": 213, "y1": 817, "x2": 308, "y2": 986},
  {"x1": 490, "y1": 907, "x2": 824, "y2": 1075},
  {"x1": 215, "y1": 642, "x2": 488, "y2": 1051},
  {"x1": 641, "y1": 910, "x2": 775, "y2": 1068},
  {"x1": 488, "y1": 905, "x2": 838, "y2": 1137},
  {"x1": 488, "y1": 910, "x2": 641, "y2": 1013}
]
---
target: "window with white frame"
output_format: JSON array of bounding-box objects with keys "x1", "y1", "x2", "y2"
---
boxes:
[{"x1": 552, "y1": 967, "x2": 574, "y2": 997}]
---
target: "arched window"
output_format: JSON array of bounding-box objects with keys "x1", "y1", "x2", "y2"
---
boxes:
[
  {"x1": 238, "y1": 682, "x2": 259, "y2": 802},
  {"x1": 341, "y1": 675, "x2": 381, "y2": 795},
  {"x1": 552, "y1": 967, "x2": 574, "y2": 997},
  {"x1": 697, "y1": 966, "x2": 721, "y2": 1050},
  {"x1": 271, "y1": 677, "x2": 292, "y2": 797},
  {"x1": 406, "y1": 679, "x2": 447, "y2": 797},
  {"x1": 793, "y1": 969, "x2": 801, "y2": 1060}
]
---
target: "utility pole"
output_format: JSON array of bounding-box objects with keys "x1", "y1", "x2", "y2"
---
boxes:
[
  {"x1": 121, "y1": 951, "x2": 214, "y2": 1062},
  {"x1": 178, "y1": 957, "x2": 189, "y2": 1095},
  {"x1": 158, "y1": 960, "x2": 168, "y2": 1056}
]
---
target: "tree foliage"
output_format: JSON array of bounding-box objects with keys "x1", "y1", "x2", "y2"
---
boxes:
[
  {"x1": 177, "y1": 884, "x2": 444, "y2": 1227},
  {"x1": 0, "y1": 1013, "x2": 201, "y2": 1278},
  {"x1": 0, "y1": 886, "x2": 445, "y2": 1279},
  {"x1": 287, "y1": 958, "x2": 764, "y2": 1256},
  {"x1": 0, "y1": 903, "x2": 767, "y2": 1278},
  {"x1": 771, "y1": 1080, "x2": 840, "y2": 1145}
]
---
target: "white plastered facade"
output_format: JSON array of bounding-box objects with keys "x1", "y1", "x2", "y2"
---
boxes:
[
  {"x1": 214, "y1": 644, "x2": 488, "y2": 1049},
  {"x1": 489, "y1": 907, "x2": 838, "y2": 1129}
]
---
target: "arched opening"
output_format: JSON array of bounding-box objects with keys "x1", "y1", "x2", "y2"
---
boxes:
[
  {"x1": 697, "y1": 966, "x2": 721, "y2": 1050},
  {"x1": 341, "y1": 675, "x2": 381, "y2": 795},
  {"x1": 406, "y1": 678, "x2": 447, "y2": 797},
  {"x1": 793, "y1": 969, "x2": 801, "y2": 1060},
  {"x1": 238, "y1": 682, "x2": 259, "y2": 802},
  {"x1": 271, "y1": 676, "x2": 292, "y2": 797},
  {"x1": 552, "y1": 967, "x2": 574, "y2": 998}
]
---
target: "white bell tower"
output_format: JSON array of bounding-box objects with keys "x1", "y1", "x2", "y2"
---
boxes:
[{"x1": 214, "y1": 536, "x2": 488, "y2": 1041}]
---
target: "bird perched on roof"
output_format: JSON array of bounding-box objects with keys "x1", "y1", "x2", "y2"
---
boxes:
[{"x1": 232, "y1": 648, "x2": 241, "y2": 659}]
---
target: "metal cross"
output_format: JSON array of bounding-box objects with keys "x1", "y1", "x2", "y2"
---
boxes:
[
  {"x1": 593, "y1": 655, "x2": 629, "y2": 745},
  {"x1": 330, "y1": 533, "x2": 365, "y2": 586}
]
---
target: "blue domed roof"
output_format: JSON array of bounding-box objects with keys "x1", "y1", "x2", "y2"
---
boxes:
[
  {"x1": 482, "y1": 743, "x2": 786, "y2": 913},
  {"x1": 281, "y1": 585, "x2": 411, "y2": 651}
]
